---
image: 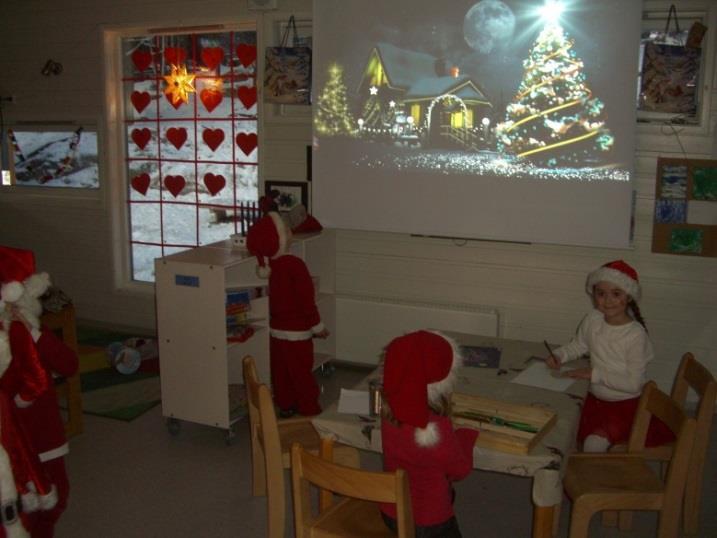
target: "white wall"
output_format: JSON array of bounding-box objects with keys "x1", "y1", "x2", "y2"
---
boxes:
[{"x1": 0, "y1": 0, "x2": 715, "y2": 394}]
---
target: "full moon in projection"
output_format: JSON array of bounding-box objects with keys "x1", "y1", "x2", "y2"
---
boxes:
[{"x1": 463, "y1": 0, "x2": 516, "y2": 54}]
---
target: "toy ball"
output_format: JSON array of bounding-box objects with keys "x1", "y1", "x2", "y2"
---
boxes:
[{"x1": 106, "y1": 341, "x2": 141, "y2": 375}]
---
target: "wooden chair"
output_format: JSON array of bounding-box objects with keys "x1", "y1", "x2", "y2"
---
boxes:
[
  {"x1": 605, "y1": 353, "x2": 717, "y2": 534},
  {"x1": 242, "y1": 356, "x2": 360, "y2": 538},
  {"x1": 291, "y1": 440, "x2": 415, "y2": 538},
  {"x1": 40, "y1": 305, "x2": 83, "y2": 438},
  {"x1": 563, "y1": 381, "x2": 696, "y2": 538}
]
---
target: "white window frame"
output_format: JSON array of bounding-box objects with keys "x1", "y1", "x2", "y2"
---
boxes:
[{"x1": 102, "y1": 19, "x2": 259, "y2": 293}]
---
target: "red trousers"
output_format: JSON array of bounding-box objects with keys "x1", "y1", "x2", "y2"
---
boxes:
[
  {"x1": 269, "y1": 337, "x2": 321, "y2": 416},
  {"x1": 26, "y1": 457, "x2": 69, "y2": 538}
]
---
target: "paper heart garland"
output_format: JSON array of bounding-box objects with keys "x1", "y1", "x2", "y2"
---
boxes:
[
  {"x1": 236, "y1": 44, "x2": 257, "y2": 68},
  {"x1": 200, "y1": 88, "x2": 223, "y2": 113},
  {"x1": 236, "y1": 86, "x2": 257, "y2": 109},
  {"x1": 236, "y1": 132, "x2": 258, "y2": 156},
  {"x1": 131, "y1": 50, "x2": 152, "y2": 72},
  {"x1": 166, "y1": 128, "x2": 187, "y2": 150},
  {"x1": 165, "y1": 93, "x2": 184, "y2": 109},
  {"x1": 131, "y1": 173, "x2": 150, "y2": 195},
  {"x1": 201, "y1": 47, "x2": 224, "y2": 70},
  {"x1": 202, "y1": 129, "x2": 225, "y2": 151},
  {"x1": 164, "y1": 175, "x2": 186, "y2": 197},
  {"x1": 131, "y1": 91, "x2": 151, "y2": 114},
  {"x1": 131, "y1": 128, "x2": 151, "y2": 150},
  {"x1": 203, "y1": 173, "x2": 226, "y2": 196},
  {"x1": 164, "y1": 47, "x2": 187, "y2": 66}
]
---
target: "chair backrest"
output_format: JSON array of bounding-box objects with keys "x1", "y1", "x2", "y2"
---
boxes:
[
  {"x1": 671, "y1": 352, "x2": 717, "y2": 463},
  {"x1": 243, "y1": 355, "x2": 286, "y2": 538},
  {"x1": 291, "y1": 442, "x2": 415, "y2": 538},
  {"x1": 627, "y1": 381, "x2": 696, "y2": 508}
]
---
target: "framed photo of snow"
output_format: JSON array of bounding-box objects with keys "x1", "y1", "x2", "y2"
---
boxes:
[{"x1": 312, "y1": 0, "x2": 640, "y2": 248}]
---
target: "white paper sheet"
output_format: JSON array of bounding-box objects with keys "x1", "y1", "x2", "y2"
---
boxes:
[
  {"x1": 510, "y1": 362, "x2": 576, "y2": 392},
  {"x1": 337, "y1": 388, "x2": 370, "y2": 415}
]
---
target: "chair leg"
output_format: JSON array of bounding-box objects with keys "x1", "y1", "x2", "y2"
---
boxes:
[
  {"x1": 657, "y1": 502, "x2": 681, "y2": 538},
  {"x1": 568, "y1": 500, "x2": 594, "y2": 538},
  {"x1": 682, "y1": 467, "x2": 702, "y2": 535},
  {"x1": 251, "y1": 442, "x2": 267, "y2": 497}
]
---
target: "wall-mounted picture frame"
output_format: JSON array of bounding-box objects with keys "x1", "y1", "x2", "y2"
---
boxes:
[{"x1": 265, "y1": 180, "x2": 308, "y2": 212}]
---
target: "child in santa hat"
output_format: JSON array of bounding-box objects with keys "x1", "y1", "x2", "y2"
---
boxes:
[
  {"x1": 246, "y1": 212, "x2": 327, "y2": 417},
  {"x1": 0, "y1": 245, "x2": 78, "y2": 538},
  {"x1": 546, "y1": 259, "x2": 672, "y2": 452},
  {"x1": 380, "y1": 330, "x2": 479, "y2": 538}
]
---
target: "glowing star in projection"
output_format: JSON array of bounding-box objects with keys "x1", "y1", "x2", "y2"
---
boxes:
[
  {"x1": 369, "y1": 86, "x2": 379, "y2": 96},
  {"x1": 163, "y1": 64, "x2": 196, "y2": 106},
  {"x1": 463, "y1": 0, "x2": 516, "y2": 54}
]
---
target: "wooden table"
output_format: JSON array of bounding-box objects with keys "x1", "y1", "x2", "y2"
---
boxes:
[{"x1": 312, "y1": 332, "x2": 589, "y2": 538}]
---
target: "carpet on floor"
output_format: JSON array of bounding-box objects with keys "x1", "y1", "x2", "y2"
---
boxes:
[{"x1": 75, "y1": 326, "x2": 161, "y2": 421}]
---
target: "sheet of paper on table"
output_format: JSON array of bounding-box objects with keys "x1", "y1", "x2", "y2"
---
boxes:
[
  {"x1": 337, "y1": 388, "x2": 370, "y2": 415},
  {"x1": 510, "y1": 361, "x2": 576, "y2": 392}
]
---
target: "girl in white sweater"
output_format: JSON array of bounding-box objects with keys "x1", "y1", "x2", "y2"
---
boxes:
[{"x1": 546, "y1": 260, "x2": 670, "y2": 452}]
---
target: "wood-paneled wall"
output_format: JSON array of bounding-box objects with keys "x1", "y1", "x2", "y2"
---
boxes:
[{"x1": 0, "y1": 0, "x2": 715, "y2": 395}]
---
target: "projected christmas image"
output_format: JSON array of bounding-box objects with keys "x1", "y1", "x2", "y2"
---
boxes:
[{"x1": 313, "y1": 0, "x2": 630, "y2": 183}]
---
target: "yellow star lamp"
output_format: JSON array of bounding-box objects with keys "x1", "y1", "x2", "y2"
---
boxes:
[{"x1": 163, "y1": 64, "x2": 196, "y2": 106}]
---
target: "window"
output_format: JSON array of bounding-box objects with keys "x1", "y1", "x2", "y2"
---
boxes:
[
  {"x1": 119, "y1": 27, "x2": 258, "y2": 282},
  {"x1": 1, "y1": 126, "x2": 99, "y2": 188}
]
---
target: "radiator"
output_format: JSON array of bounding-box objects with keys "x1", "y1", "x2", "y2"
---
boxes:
[{"x1": 334, "y1": 295, "x2": 500, "y2": 365}]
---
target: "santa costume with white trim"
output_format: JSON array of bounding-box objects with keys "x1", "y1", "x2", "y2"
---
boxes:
[{"x1": 246, "y1": 213, "x2": 324, "y2": 416}]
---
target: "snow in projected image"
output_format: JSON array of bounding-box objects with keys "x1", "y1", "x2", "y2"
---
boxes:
[
  {"x1": 123, "y1": 32, "x2": 258, "y2": 282},
  {"x1": 314, "y1": 0, "x2": 631, "y2": 182}
]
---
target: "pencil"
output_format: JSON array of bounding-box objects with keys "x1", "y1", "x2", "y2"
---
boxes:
[{"x1": 543, "y1": 340, "x2": 554, "y2": 357}]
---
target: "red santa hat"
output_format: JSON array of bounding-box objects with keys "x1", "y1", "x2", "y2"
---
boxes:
[
  {"x1": 0, "y1": 246, "x2": 51, "y2": 307},
  {"x1": 382, "y1": 330, "x2": 462, "y2": 447},
  {"x1": 586, "y1": 259, "x2": 641, "y2": 301},
  {"x1": 245, "y1": 212, "x2": 288, "y2": 279}
]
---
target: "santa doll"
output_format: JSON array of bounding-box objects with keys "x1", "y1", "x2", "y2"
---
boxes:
[
  {"x1": 0, "y1": 246, "x2": 63, "y2": 537},
  {"x1": 0, "y1": 246, "x2": 72, "y2": 538}
]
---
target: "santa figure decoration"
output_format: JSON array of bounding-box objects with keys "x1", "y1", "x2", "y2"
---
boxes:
[{"x1": 0, "y1": 246, "x2": 59, "y2": 538}]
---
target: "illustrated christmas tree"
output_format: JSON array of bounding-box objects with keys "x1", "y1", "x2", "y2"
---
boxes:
[
  {"x1": 496, "y1": 3, "x2": 614, "y2": 166},
  {"x1": 314, "y1": 63, "x2": 356, "y2": 137}
]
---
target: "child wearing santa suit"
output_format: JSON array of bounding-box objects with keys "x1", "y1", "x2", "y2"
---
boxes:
[
  {"x1": 246, "y1": 212, "x2": 326, "y2": 417},
  {"x1": 380, "y1": 330, "x2": 479, "y2": 538},
  {"x1": 0, "y1": 246, "x2": 78, "y2": 538}
]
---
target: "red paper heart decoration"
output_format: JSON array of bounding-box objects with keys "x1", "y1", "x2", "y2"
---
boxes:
[
  {"x1": 131, "y1": 50, "x2": 152, "y2": 72},
  {"x1": 164, "y1": 47, "x2": 187, "y2": 66},
  {"x1": 236, "y1": 86, "x2": 257, "y2": 109},
  {"x1": 165, "y1": 94, "x2": 184, "y2": 109},
  {"x1": 201, "y1": 47, "x2": 224, "y2": 70},
  {"x1": 203, "y1": 173, "x2": 226, "y2": 196},
  {"x1": 131, "y1": 91, "x2": 151, "y2": 114},
  {"x1": 131, "y1": 173, "x2": 151, "y2": 195},
  {"x1": 164, "y1": 175, "x2": 186, "y2": 197},
  {"x1": 236, "y1": 132, "x2": 258, "y2": 156},
  {"x1": 200, "y1": 88, "x2": 223, "y2": 113},
  {"x1": 236, "y1": 44, "x2": 257, "y2": 68},
  {"x1": 131, "y1": 128, "x2": 151, "y2": 150},
  {"x1": 202, "y1": 128, "x2": 225, "y2": 151},
  {"x1": 166, "y1": 127, "x2": 187, "y2": 150}
]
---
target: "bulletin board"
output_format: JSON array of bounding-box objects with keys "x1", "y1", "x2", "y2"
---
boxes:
[{"x1": 652, "y1": 157, "x2": 717, "y2": 257}]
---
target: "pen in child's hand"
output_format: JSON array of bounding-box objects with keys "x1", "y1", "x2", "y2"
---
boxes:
[{"x1": 543, "y1": 340, "x2": 554, "y2": 357}]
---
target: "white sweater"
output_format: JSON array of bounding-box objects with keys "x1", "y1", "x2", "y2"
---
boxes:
[{"x1": 554, "y1": 309, "x2": 654, "y2": 402}]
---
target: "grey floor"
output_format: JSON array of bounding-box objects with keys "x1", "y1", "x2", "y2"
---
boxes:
[{"x1": 57, "y1": 364, "x2": 717, "y2": 538}]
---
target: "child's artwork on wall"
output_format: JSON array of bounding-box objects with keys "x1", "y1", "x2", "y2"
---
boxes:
[
  {"x1": 652, "y1": 157, "x2": 717, "y2": 257},
  {"x1": 639, "y1": 42, "x2": 700, "y2": 116}
]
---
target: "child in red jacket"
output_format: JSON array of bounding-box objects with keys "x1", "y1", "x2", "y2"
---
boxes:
[
  {"x1": 246, "y1": 212, "x2": 327, "y2": 417},
  {"x1": 0, "y1": 245, "x2": 78, "y2": 538},
  {"x1": 380, "y1": 330, "x2": 478, "y2": 538}
]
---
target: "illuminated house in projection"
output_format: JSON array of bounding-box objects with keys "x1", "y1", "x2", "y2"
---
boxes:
[{"x1": 357, "y1": 43, "x2": 493, "y2": 149}]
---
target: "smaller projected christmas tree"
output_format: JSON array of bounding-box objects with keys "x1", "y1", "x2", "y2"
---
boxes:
[
  {"x1": 314, "y1": 63, "x2": 356, "y2": 137},
  {"x1": 497, "y1": 5, "x2": 613, "y2": 166}
]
